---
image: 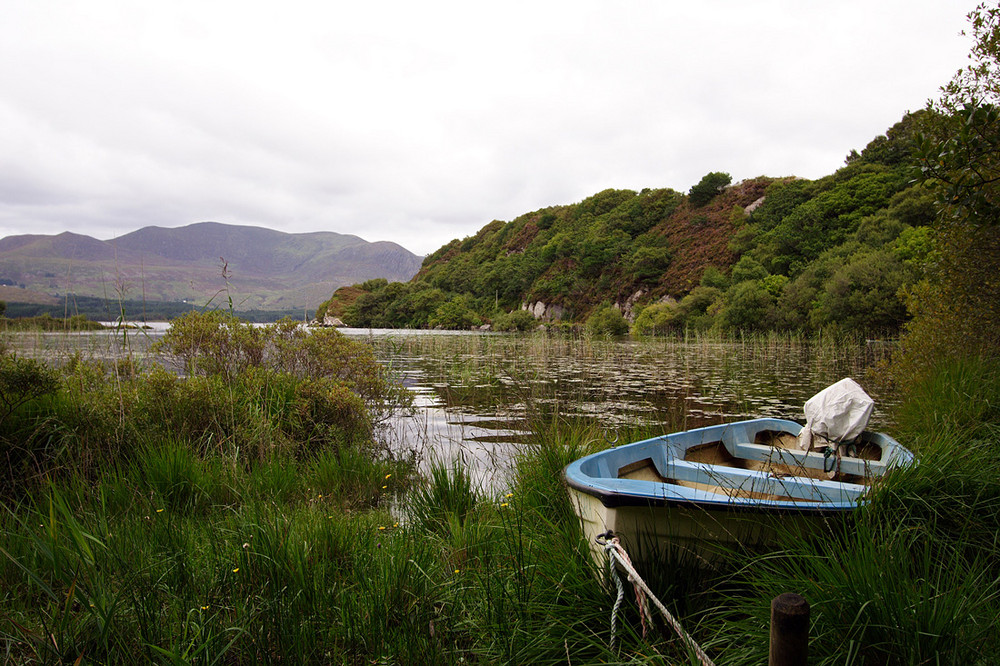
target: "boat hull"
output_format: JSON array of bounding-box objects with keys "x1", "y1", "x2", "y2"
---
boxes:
[
  {"x1": 568, "y1": 485, "x2": 846, "y2": 565},
  {"x1": 564, "y1": 418, "x2": 912, "y2": 565}
]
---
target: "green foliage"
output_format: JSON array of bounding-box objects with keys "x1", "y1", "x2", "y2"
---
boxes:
[
  {"x1": 718, "y1": 280, "x2": 778, "y2": 332},
  {"x1": 688, "y1": 171, "x2": 732, "y2": 207},
  {"x1": 892, "y1": 224, "x2": 936, "y2": 267},
  {"x1": 408, "y1": 459, "x2": 479, "y2": 535},
  {"x1": 917, "y1": 3, "x2": 1000, "y2": 228},
  {"x1": 572, "y1": 188, "x2": 637, "y2": 219},
  {"x1": 0, "y1": 353, "x2": 58, "y2": 426},
  {"x1": 699, "y1": 266, "x2": 728, "y2": 289},
  {"x1": 895, "y1": 4, "x2": 1000, "y2": 384},
  {"x1": 894, "y1": 354, "x2": 1000, "y2": 441},
  {"x1": 627, "y1": 244, "x2": 672, "y2": 282},
  {"x1": 0, "y1": 314, "x2": 411, "y2": 492},
  {"x1": 585, "y1": 305, "x2": 629, "y2": 336},
  {"x1": 747, "y1": 164, "x2": 909, "y2": 276},
  {"x1": 849, "y1": 111, "x2": 926, "y2": 167},
  {"x1": 157, "y1": 310, "x2": 267, "y2": 377},
  {"x1": 292, "y1": 378, "x2": 371, "y2": 451},
  {"x1": 809, "y1": 248, "x2": 911, "y2": 333},
  {"x1": 143, "y1": 441, "x2": 213, "y2": 515},
  {"x1": 492, "y1": 309, "x2": 537, "y2": 332},
  {"x1": 632, "y1": 301, "x2": 679, "y2": 335},
  {"x1": 429, "y1": 295, "x2": 482, "y2": 329},
  {"x1": 918, "y1": 104, "x2": 1000, "y2": 226},
  {"x1": 158, "y1": 314, "x2": 409, "y2": 427},
  {"x1": 729, "y1": 254, "x2": 768, "y2": 284},
  {"x1": 319, "y1": 187, "x2": 690, "y2": 329},
  {"x1": 536, "y1": 210, "x2": 557, "y2": 229},
  {"x1": 676, "y1": 286, "x2": 722, "y2": 331},
  {"x1": 0, "y1": 313, "x2": 105, "y2": 332}
]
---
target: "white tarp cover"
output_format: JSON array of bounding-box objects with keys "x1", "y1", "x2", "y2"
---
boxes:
[{"x1": 797, "y1": 378, "x2": 874, "y2": 450}]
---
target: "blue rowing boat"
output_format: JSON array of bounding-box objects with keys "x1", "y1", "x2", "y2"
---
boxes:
[{"x1": 564, "y1": 418, "x2": 914, "y2": 562}]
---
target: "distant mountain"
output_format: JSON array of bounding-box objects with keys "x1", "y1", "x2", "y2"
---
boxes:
[{"x1": 0, "y1": 222, "x2": 422, "y2": 312}]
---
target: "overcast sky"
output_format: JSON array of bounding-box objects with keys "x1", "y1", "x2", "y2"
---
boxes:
[{"x1": 0, "y1": 1, "x2": 981, "y2": 255}]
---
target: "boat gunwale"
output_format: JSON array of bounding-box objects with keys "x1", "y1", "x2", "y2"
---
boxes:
[{"x1": 564, "y1": 418, "x2": 911, "y2": 514}]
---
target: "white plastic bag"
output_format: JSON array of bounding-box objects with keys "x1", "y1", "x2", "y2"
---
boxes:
[{"x1": 797, "y1": 378, "x2": 874, "y2": 450}]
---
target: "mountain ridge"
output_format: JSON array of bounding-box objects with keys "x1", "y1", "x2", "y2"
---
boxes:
[{"x1": 0, "y1": 222, "x2": 423, "y2": 311}]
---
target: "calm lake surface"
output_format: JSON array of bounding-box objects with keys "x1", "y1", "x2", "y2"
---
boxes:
[
  {"x1": 8, "y1": 327, "x2": 896, "y2": 487},
  {"x1": 352, "y1": 330, "x2": 896, "y2": 487}
]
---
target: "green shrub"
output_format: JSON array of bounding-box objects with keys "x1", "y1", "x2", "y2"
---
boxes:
[
  {"x1": 585, "y1": 305, "x2": 629, "y2": 337},
  {"x1": 428, "y1": 295, "x2": 482, "y2": 329},
  {"x1": 155, "y1": 310, "x2": 266, "y2": 376},
  {"x1": 156, "y1": 312, "x2": 411, "y2": 429},
  {"x1": 0, "y1": 353, "x2": 58, "y2": 426},
  {"x1": 492, "y1": 309, "x2": 537, "y2": 332},
  {"x1": 688, "y1": 171, "x2": 732, "y2": 207},
  {"x1": 292, "y1": 378, "x2": 371, "y2": 452},
  {"x1": 632, "y1": 302, "x2": 679, "y2": 335}
]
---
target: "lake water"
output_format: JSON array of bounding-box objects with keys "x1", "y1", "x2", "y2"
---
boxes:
[
  {"x1": 7, "y1": 326, "x2": 895, "y2": 488},
  {"x1": 350, "y1": 330, "x2": 896, "y2": 488}
]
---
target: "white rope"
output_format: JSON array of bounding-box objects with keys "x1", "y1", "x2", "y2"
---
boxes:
[
  {"x1": 608, "y1": 551, "x2": 625, "y2": 650},
  {"x1": 602, "y1": 535, "x2": 716, "y2": 666}
]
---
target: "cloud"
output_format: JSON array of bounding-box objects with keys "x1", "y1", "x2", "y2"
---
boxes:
[{"x1": 0, "y1": 0, "x2": 981, "y2": 255}]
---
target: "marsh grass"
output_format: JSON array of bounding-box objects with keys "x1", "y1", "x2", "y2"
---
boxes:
[
  {"x1": 0, "y1": 435, "x2": 629, "y2": 665},
  {"x1": 2, "y1": 330, "x2": 998, "y2": 664}
]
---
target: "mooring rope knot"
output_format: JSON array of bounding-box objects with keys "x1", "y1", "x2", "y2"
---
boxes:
[{"x1": 598, "y1": 532, "x2": 716, "y2": 666}]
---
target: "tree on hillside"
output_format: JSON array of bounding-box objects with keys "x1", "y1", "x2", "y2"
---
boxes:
[
  {"x1": 846, "y1": 112, "x2": 927, "y2": 168},
  {"x1": 918, "y1": 3, "x2": 1000, "y2": 226},
  {"x1": 898, "y1": 2, "x2": 1000, "y2": 380},
  {"x1": 688, "y1": 172, "x2": 732, "y2": 208}
]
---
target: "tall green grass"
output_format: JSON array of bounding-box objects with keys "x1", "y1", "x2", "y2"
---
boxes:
[{"x1": 0, "y1": 428, "x2": 633, "y2": 664}]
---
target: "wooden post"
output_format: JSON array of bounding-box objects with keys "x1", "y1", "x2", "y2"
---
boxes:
[{"x1": 769, "y1": 592, "x2": 809, "y2": 666}]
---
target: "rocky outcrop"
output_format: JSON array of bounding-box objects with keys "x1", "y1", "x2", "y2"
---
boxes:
[
  {"x1": 616, "y1": 290, "x2": 646, "y2": 322},
  {"x1": 745, "y1": 195, "x2": 766, "y2": 215},
  {"x1": 310, "y1": 316, "x2": 345, "y2": 327},
  {"x1": 521, "y1": 300, "x2": 565, "y2": 322}
]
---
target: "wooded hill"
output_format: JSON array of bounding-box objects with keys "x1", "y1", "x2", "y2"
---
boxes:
[{"x1": 319, "y1": 113, "x2": 934, "y2": 334}]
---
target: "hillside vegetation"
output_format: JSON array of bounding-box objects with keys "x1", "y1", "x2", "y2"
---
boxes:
[{"x1": 320, "y1": 114, "x2": 932, "y2": 335}]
